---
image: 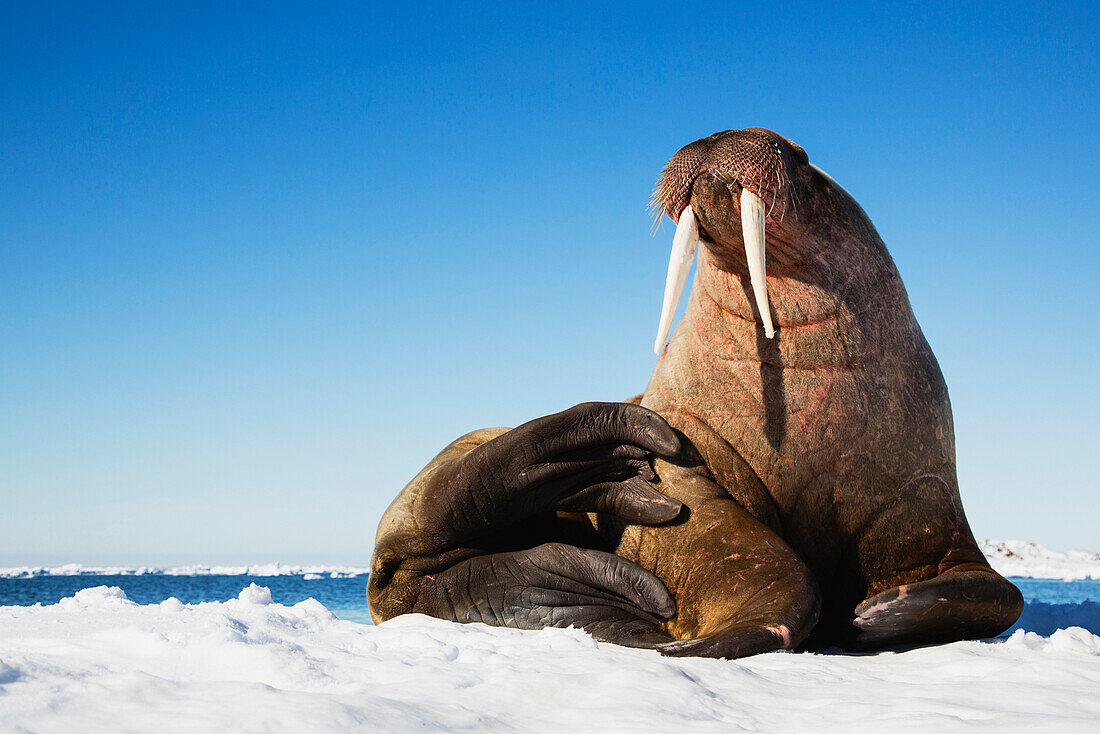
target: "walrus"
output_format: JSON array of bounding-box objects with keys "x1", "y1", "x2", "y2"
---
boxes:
[{"x1": 368, "y1": 127, "x2": 1024, "y2": 658}]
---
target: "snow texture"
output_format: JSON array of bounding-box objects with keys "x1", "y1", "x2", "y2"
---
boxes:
[
  {"x1": 979, "y1": 540, "x2": 1100, "y2": 581},
  {"x1": 1, "y1": 585, "x2": 1098, "y2": 733}
]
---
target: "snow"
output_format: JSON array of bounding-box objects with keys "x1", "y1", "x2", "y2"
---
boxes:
[
  {"x1": 2, "y1": 585, "x2": 1099, "y2": 733},
  {"x1": 2, "y1": 541, "x2": 1098, "y2": 731},
  {"x1": 980, "y1": 540, "x2": 1100, "y2": 581}
]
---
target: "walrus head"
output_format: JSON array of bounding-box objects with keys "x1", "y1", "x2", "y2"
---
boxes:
[{"x1": 651, "y1": 127, "x2": 833, "y2": 353}]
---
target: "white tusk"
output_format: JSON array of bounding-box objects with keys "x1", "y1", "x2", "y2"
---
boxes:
[
  {"x1": 741, "y1": 189, "x2": 775, "y2": 339},
  {"x1": 654, "y1": 205, "x2": 699, "y2": 354}
]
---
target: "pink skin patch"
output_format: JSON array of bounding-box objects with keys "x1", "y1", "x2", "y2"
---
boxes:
[
  {"x1": 855, "y1": 585, "x2": 910, "y2": 622},
  {"x1": 764, "y1": 624, "x2": 791, "y2": 648}
]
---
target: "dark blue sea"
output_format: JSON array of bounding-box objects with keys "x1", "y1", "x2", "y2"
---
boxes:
[
  {"x1": 1, "y1": 575, "x2": 1098, "y2": 634},
  {"x1": 0, "y1": 574, "x2": 375, "y2": 623}
]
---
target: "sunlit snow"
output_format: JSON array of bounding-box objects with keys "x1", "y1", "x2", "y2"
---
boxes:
[
  {"x1": 2, "y1": 541, "x2": 1099, "y2": 732},
  {"x1": 1, "y1": 585, "x2": 1098, "y2": 733}
]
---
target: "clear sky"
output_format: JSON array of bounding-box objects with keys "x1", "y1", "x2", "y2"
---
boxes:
[{"x1": 2, "y1": 1, "x2": 1097, "y2": 566}]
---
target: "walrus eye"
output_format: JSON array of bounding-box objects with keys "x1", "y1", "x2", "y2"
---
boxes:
[
  {"x1": 654, "y1": 205, "x2": 699, "y2": 354},
  {"x1": 741, "y1": 189, "x2": 775, "y2": 339}
]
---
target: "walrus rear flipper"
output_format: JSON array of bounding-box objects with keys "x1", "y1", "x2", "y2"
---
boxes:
[
  {"x1": 618, "y1": 456, "x2": 821, "y2": 660},
  {"x1": 850, "y1": 566, "x2": 1025, "y2": 649},
  {"x1": 658, "y1": 622, "x2": 801, "y2": 659},
  {"x1": 654, "y1": 555, "x2": 821, "y2": 660}
]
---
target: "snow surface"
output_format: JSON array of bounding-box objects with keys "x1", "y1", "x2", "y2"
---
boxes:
[
  {"x1": 979, "y1": 540, "x2": 1100, "y2": 581},
  {"x1": 1, "y1": 584, "x2": 1098, "y2": 733},
  {"x1": 2, "y1": 539, "x2": 1098, "y2": 580}
]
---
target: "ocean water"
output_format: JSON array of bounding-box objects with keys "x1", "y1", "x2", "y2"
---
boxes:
[
  {"x1": 1, "y1": 575, "x2": 1097, "y2": 633},
  {"x1": 1012, "y1": 577, "x2": 1100, "y2": 605},
  {"x1": 0, "y1": 574, "x2": 374, "y2": 623}
]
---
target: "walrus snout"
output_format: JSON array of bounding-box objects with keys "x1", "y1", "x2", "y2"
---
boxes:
[
  {"x1": 652, "y1": 128, "x2": 806, "y2": 224},
  {"x1": 652, "y1": 128, "x2": 808, "y2": 352}
]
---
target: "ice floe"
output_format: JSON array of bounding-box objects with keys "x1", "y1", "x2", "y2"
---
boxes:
[
  {"x1": 1, "y1": 585, "x2": 1098, "y2": 733},
  {"x1": 979, "y1": 540, "x2": 1100, "y2": 581},
  {"x1": 0, "y1": 562, "x2": 370, "y2": 579}
]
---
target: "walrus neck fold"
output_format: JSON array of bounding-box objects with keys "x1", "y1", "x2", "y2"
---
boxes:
[{"x1": 691, "y1": 246, "x2": 853, "y2": 338}]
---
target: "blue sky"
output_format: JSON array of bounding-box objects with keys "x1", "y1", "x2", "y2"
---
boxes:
[{"x1": 2, "y1": 1, "x2": 1097, "y2": 565}]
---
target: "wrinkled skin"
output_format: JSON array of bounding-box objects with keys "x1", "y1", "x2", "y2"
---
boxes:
[
  {"x1": 368, "y1": 403, "x2": 688, "y2": 648},
  {"x1": 369, "y1": 128, "x2": 1024, "y2": 658}
]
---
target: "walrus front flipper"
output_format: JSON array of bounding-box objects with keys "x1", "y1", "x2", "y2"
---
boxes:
[
  {"x1": 850, "y1": 565, "x2": 1024, "y2": 650},
  {"x1": 387, "y1": 401, "x2": 681, "y2": 560},
  {"x1": 412, "y1": 543, "x2": 675, "y2": 648},
  {"x1": 369, "y1": 402, "x2": 685, "y2": 634}
]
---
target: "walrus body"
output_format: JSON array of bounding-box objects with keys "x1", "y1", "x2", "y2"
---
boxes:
[{"x1": 368, "y1": 128, "x2": 1023, "y2": 658}]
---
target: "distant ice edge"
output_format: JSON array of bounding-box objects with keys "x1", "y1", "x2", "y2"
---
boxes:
[
  {"x1": 0, "y1": 562, "x2": 370, "y2": 579},
  {"x1": 1, "y1": 539, "x2": 1098, "y2": 580},
  {"x1": 979, "y1": 540, "x2": 1100, "y2": 581}
]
